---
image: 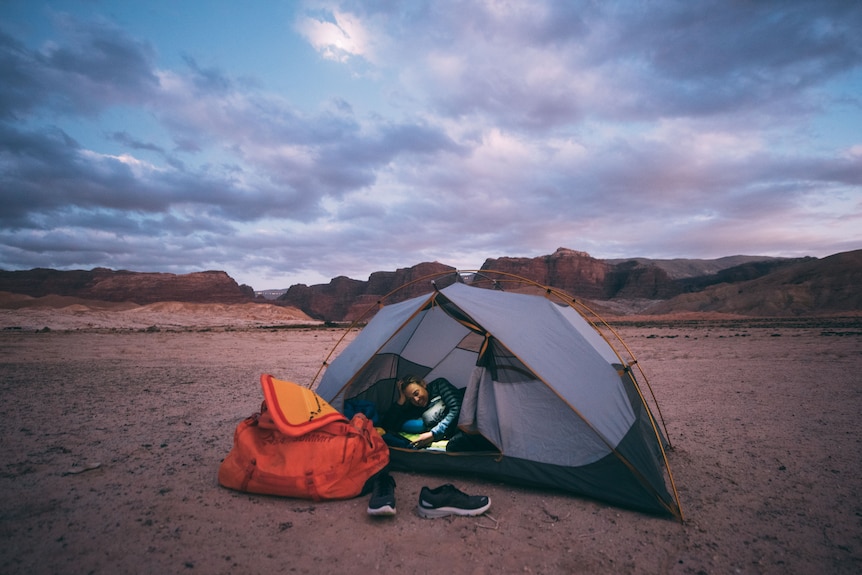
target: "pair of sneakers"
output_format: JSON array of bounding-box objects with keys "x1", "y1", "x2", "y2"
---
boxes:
[{"x1": 366, "y1": 472, "x2": 491, "y2": 518}]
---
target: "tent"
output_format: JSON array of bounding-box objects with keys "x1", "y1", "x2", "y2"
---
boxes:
[{"x1": 315, "y1": 277, "x2": 683, "y2": 519}]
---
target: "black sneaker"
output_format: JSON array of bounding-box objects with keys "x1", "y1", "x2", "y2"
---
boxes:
[
  {"x1": 417, "y1": 484, "x2": 490, "y2": 518},
  {"x1": 367, "y1": 472, "x2": 396, "y2": 516}
]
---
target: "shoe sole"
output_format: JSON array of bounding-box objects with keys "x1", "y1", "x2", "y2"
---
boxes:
[
  {"x1": 367, "y1": 504, "x2": 396, "y2": 516},
  {"x1": 416, "y1": 499, "x2": 491, "y2": 518}
]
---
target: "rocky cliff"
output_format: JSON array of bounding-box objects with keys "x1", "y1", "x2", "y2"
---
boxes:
[
  {"x1": 480, "y1": 248, "x2": 680, "y2": 299},
  {"x1": 479, "y1": 249, "x2": 611, "y2": 298},
  {"x1": 279, "y1": 261, "x2": 457, "y2": 321},
  {"x1": 0, "y1": 268, "x2": 255, "y2": 304},
  {"x1": 643, "y1": 250, "x2": 862, "y2": 316},
  {"x1": 278, "y1": 248, "x2": 853, "y2": 321},
  {"x1": 5, "y1": 248, "x2": 856, "y2": 320},
  {"x1": 276, "y1": 248, "x2": 793, "y2": 321}
]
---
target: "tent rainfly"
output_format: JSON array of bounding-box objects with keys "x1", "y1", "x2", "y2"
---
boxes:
[{"x1": 315, "y1": 278, "x2": 683, "y2": 519}]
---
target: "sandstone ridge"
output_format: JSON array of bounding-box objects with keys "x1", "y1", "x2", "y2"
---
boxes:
[
  {"x1": 0, "y1": 268, "x2": 254, "y2": 305},
  {"x1": 278, "y1": 261, "x2": 457, "y2": 322},
  {"x1": 278, "y1": 247, "x2": 859, "y2": 321},
  {"x1": 3, "y1": 248, "x2": 859, "y2": 321}
]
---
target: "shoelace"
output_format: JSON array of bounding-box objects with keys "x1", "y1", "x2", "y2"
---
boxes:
[{"x1": 374, "y1": 475, "x2": 395, "y2": 496}]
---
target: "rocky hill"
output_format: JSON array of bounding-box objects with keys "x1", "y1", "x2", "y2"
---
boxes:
[
  {"x1": 479, "y1": 248, "x2": 812, "y2": 300},
  {"x1": 277, "y1": 248, "x2": 849, "y2": 321},
  {"x1": 643, "y1": 250, "x2": 862, "y2": 316},
  {"x1": 603, "y1": 254, "x2": 797, "y2": 279},
  {"x1": 278, "y1": 261, "x2": 458, "y2": 321},
  {"x1": 0, "y1": 268, "x2": 255, "y2": 304},
  {"x1": 4, "y1": 248, "x2": 858, "y2": 321},
  {"x1": 480, "y1": 248, "x2": 680, "y2": 299}
]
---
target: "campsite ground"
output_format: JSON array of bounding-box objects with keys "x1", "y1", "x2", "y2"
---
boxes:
[{"x1": 1, "y1": 308, "x2": 860, "y2": 574}]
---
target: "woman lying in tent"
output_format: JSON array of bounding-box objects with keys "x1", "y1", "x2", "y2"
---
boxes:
[{"x1": 381, "y1": 375, "x2": 496, "y2": 452}]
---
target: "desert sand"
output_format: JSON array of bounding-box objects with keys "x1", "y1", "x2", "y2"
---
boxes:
[{"x1": 0, "y1": 304, "x2": 860, "y2": 574}]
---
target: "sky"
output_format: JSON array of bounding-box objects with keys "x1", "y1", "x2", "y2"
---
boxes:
[{"x1": 1, "y1": 1, "x2": 861, "y2": 290}]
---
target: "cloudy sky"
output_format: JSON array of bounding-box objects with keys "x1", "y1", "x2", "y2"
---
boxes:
[{"x1": 2, "y1": 1, "x2": 861, "y2": 290}]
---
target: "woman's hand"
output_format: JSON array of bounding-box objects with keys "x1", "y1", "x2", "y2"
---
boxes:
[{"x1": 411, "y1": 431, "x2": 435, "y2": 448}]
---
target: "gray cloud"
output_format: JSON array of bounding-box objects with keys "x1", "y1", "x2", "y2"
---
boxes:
[
  {"x1": 107, "y1": 131, "x2": 165, "y2": 154},
  {"x1": 0, "y1": 16, "x2": 161, "y2": 117},
  {"x1": 376, "y1": 1, "x2": 862, "y2": 127}
]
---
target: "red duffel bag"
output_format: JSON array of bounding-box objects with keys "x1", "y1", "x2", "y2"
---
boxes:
[{"x1": 218, "y1": 374, "x2": 389, "y2": 501}]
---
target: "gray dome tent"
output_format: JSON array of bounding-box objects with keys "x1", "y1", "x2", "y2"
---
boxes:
[{"x1": 315, "y1": 276, "x2": 682, "y2": 519}]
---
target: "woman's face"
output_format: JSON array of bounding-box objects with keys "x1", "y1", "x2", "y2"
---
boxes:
[{"x1": 404, "y1": 383, "x2": 429, "y2": 407}]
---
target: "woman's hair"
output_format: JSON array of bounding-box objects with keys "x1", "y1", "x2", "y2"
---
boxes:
[{"x1": 398, "y1": 375, "x2": 425, "y2": 391}]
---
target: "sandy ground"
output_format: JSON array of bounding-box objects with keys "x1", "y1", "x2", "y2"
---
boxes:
[{"x1": 0, "y1": 306, "x2": 860, "y2": 574}]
